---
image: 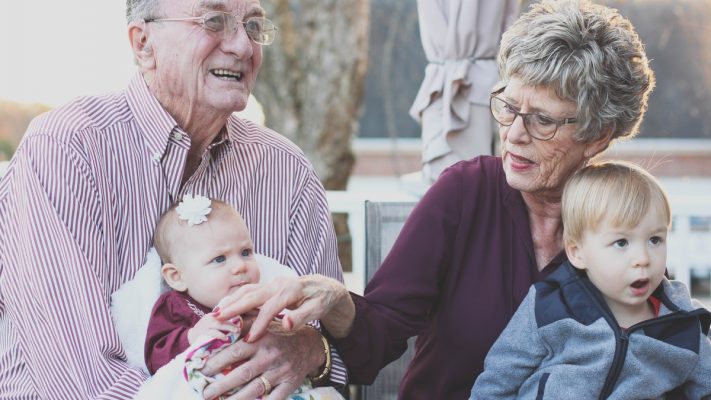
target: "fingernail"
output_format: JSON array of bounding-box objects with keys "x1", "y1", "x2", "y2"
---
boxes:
[
  {"x1": 243, "y1": 333, "x2": 251, "y2": 342},
  {"x1": 285, "y1": 316, "x2": 294, "y2": 330},
  {"x1": 203, "y1": 388, "x2": 215, "y2": 399},
  {"x1": 213, "y1": 308, "x2": 221, "y2": 317}
]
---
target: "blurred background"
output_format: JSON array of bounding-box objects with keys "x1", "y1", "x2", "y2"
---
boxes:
[{"x1": 1, "y1": 0, "x2": 710, "y2": 300}]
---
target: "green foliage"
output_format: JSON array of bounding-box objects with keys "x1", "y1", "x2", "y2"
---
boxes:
[{"x1": 0, "y1": 139, "x2": 15, "y2": 161}]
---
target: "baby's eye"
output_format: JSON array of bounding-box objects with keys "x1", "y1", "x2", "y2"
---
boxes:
[
  {"x1": 649, "y1": 236, "x2": 664, "y2": 245},
  {"x1": 612, "y1": 239, "x2": 628, "y2": 248},
  {"x1": 212, "y1": 255, "x2": 226, "y2": 263},
  {"x1": 241, "y1": 248, "x2": 252, "y2": 257}
]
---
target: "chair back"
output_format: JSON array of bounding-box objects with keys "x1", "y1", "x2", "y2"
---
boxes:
[{"x1": 355, "y1": 200, "x2": 417, "y2": 400}]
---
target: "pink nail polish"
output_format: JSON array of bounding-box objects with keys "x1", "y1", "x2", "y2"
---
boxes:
[
  {"x1": 244, "y1": 333, "x2": 251, "y2": 342},
  {"x1": 285, "y1": 316, "x2": 294, "y2": 330}
]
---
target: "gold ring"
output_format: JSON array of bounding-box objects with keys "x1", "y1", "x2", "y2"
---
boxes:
[{"x1": 259, "y1": 375, "x2": 272, "y2": 395}]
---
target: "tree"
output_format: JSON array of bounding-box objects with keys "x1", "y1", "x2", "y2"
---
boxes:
[{"x1": 254, "y1": 0, "x2": 371, "y2": 190}]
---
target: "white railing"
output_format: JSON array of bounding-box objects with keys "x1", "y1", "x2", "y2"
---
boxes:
[
  {"x1": 667, "y1": 196, "x2": 711, "y2": 290},
  {"x1": 0, "y1": 161, "x2": 8, "y2": 179},
  {"x1": 329, "y1": 190, "x2": 711, "y2": 296}
]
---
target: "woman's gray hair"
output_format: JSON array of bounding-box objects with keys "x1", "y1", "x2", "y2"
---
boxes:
[
  {"x1": 126, "y1": 0, "x2": 162, "y2": 23},
  {"x1": 497, "y1": 0, "x2": 655, "y2": 142}
]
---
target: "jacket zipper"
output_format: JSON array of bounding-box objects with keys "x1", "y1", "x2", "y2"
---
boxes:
[{"x1": 597, "y1": 308, "x2": 698, "y2": 398}]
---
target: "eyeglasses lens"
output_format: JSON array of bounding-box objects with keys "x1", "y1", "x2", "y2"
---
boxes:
[{"x1": 202, "y1": 12, "x2": 275, "y2": 45}]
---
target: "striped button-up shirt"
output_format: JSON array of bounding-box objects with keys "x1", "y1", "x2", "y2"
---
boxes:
[{"x1": 0, "y1": 74, "x2": 345, "y2": 399}]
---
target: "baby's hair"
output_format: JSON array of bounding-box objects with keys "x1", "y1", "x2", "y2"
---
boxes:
[
  {"x1": 562, "y1": 161, "x2": 671, "y2": 246},
  {"x1": 153, "y1": 197, "x2": 232, "y2": 263}
]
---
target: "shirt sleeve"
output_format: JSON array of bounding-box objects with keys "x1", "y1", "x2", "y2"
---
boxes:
[
  {"x1": 0, "y1": 135, "x2": 148, "y2": 399},
  {"x1": 286, "y1": 166, "x2": 347, "y2": 385},
  {"x1": 469, "y1": 286, "x2": 547, "y2": 399},
  {"x1": 144, "y1": 293, "x2": 194, "y2": 375}
]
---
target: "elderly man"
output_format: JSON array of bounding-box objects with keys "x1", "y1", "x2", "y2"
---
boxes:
[{"x1": 0, "y1": 0, "x2": 345, "y2": 399}]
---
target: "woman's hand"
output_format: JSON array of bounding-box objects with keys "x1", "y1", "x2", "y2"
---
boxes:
[
  {"x1": 215, "y1": 275, "x2": 355, "y2": 341},
  {"x1": 201, "y1": 322, "x2": 324, "y2": 400}
]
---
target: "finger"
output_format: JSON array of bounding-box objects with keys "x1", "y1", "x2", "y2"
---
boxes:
[
  {"x1": 201, "y1": 340, "x2": 256, "y2": 376},
  {"x1": 216, "y1": 285, "x2": 273, "y2": 321},
  {"x1": 267, "y1": 381, "x2": 301, "y2": 400},
  {"x1": 245, "y1": 297, "x2": 292, "y2": 342},
  {"x1": 228, "y1": 376, "x2": 269, "y2": 400},
  {"x1": 203, "y1": 361, "x2": 259, "y2": 400},
  {"x1": 281, "y1": 299, "x2": 324, "y2": 331}
]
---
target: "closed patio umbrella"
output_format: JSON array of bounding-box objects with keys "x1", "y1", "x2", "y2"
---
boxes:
[{"x1": 410, "y1": 0, "x2": 520, "y2": 183}]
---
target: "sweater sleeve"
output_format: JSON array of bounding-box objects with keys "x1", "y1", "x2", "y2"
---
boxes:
[
  {"x1": 144, "y1": 292, "x2": 194, "y2": 375},
  {"x1": 469, "y1": 286, "x2": 548, "y2": 399},
  {"x1": 683, "y1": 330, "x2": 711, "y2": 399},
  {"x1": 329, "y1": 161, "x2": 469, "y2": 384}
]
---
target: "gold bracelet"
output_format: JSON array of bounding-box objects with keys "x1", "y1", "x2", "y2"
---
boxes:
[{"x1": 309, "y1": 330, "x2": 332, "y2": 383}]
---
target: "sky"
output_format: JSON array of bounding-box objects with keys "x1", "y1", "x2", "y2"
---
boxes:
[
  {"x1": 0, "y1": 1, "x2": 264, "y2": 120},
  {"x1": 0, "y1": 2, "x2": 135, "y2": 107}
]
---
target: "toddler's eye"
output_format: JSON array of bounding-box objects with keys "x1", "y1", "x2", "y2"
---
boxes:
[
  {"x1": 649, "y1": 236, "x2": 664, "y2": 245},
  {"x1": 212, "y1": 255, "x2": 226, "y2": 263},
  {"x1": 612, "y1": 239, "x2": 628, "y2": 248},
  {"x1": 241, "y1": 249, "x2": 252, "y2": 257}
]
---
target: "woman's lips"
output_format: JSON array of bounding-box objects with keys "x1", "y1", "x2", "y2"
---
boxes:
[{"x1": 507, "y1": 152, "x2": 535, "y2": 170}]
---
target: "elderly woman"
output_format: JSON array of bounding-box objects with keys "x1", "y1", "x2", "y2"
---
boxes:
[{"x1": 210, "y1": 1, "x2": 655, "y2": 399}]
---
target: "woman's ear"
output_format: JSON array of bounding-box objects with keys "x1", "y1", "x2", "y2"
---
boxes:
[
  {"x1": 128, "y1": 21, "x2": 155, "y2": 70},
  {"x1": 161, "y1": 263, "x2": 188, "y2": 292},
  {"x1": 584, "y1": 129, "x2": 614, "y2": 159},
  {"x1": 565, "y1": 241, "x2": 586, "y2": 270}
]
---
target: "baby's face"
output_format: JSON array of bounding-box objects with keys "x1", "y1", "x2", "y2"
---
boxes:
[
  {"x1": 170, "y1": 208, "x2": 260, "y2": 308},
  {"x1": 569, "y1": 198, "x2": 668, "y2": 323}
]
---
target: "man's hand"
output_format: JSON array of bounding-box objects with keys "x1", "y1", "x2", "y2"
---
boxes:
[
  {"x1": 201, "y1": 321, "x2": 325, "y2": 400},
  {"x1": 187, "y1": 313, "x2": 241, "y2": 344}
]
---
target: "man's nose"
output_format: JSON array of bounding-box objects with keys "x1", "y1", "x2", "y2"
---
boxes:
[{"x1": 221, "y1": 22, "x2": 255, "y2": 59}]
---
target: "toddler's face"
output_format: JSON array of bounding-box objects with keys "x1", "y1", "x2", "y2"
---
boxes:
[
  {"x1": 170, "y1": 208, "x2": 260, "y2": 308},
  {"x1": 568, "y1": 198, "x2": 668, "y2": 323}
]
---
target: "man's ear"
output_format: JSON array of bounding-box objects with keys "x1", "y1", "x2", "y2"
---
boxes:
[
  {"x1": 128, "y1": 21, "x2": 155, "y2": 70},
  {"x1": 565, "y1": 241, "x2": 586, "y2": 270},
  {"x1": 161, "y1": 263, "x2": 188, "y2": 291}
]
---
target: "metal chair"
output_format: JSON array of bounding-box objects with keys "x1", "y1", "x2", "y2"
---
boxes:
[{"x1": 350, "y1": 200, "x2": 417, "y2": 400}]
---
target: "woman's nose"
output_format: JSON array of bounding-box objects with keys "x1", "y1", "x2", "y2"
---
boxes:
[{"x1": 505, "y1": 115, "x2": 532, "y2": 144}]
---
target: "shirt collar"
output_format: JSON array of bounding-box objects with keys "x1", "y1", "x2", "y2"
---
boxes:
[{"x1": 125, "y1": 73, "x2": 181, "y2": 162}]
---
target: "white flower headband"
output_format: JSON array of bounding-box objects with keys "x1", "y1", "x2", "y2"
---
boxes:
[{"x1": 175, "y1": 194, "x2": 212, "y2": 226}]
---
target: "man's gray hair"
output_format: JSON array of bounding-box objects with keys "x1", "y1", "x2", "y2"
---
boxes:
[
  {"x1": 126, "y1": 0, "x2": 161, "y2": 23},
  {"x1": 497, "y1": 0, "x2": 655, "y2": 142}
]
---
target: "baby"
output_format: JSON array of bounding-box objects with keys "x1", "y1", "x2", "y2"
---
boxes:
[
  {"x1": 471, "y1": 161, "x2": 711, "y2": 399},
  {"x1": 145, "y1": 194, "x2": 260, "y2": 374}
]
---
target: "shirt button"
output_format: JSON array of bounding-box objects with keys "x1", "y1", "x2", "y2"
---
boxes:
[
  {"x1": 173, "y1": 131, "x2": 183, "y2": 141},
  {"x1": 152, "y1": 152, "x2": 162, "y2": 162}
]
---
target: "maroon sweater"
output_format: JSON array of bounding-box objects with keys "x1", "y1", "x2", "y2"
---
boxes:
[
  {"x1": 330, "y1": 156, "x2": 564, "y2": 399},
  {"x1": 144, "y1": 291, "x2": 212, "y2": 374}
]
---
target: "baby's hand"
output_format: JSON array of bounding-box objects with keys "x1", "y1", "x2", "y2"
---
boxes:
[{"x1": 188, "y1": 313, "x2": 241, "y2": 344}]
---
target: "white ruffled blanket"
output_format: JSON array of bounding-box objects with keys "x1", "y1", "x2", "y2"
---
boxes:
[{"x1": 110, "y1": 248, "x2": 343, "y2": 399}]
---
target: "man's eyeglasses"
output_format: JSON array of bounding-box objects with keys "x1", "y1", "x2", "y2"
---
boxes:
[
  {"x1": 489, "y1": 95, "x2": 577, "y2": 141},
  {"x1": 145, "y1": 11, "x2": 278, "y2": 45}
]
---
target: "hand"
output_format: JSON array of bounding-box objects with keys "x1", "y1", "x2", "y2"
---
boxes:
[
  {"x1": 188, "y1": 313, "x2": 242, "y2": 345},
  {"x1": 201, "y1": 321, "x2": 325, "y2": 400},
  {"x1": 215, "y1": 275, "x2": 354, "y2": 341}
]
